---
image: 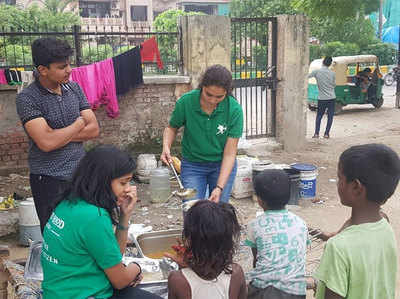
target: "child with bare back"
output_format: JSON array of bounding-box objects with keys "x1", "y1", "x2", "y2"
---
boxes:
[{"x1": 166, "y1": 200, "x2": 247, "y2": 299}]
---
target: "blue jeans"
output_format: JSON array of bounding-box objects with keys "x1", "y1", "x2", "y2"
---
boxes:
[
  {"x1": 315, "y1": 99, "x2": 335, "y2": 136},
  {"x1": 180, "y1": 159, "x2": 237, "y2": 203}
]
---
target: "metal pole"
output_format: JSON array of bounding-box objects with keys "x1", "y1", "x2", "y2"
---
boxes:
[
  {"x1": 73, "y1": 25, "x2": 82, "y2": 67},
  {"x1": 378, "y1": 0, "x2": 383, "y2": 40},
  {"x1": 396, "y1": 25, "x2": 400, "y2": 108}
]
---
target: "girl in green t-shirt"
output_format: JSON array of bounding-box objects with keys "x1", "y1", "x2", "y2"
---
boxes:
[{"x1": 42, "y1": 145, "x2": 161, "y2": 299}]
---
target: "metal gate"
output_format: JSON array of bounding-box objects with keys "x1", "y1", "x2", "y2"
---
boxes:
[{"x1": 231, "y1": 17, "x2": 278, "y2": 138}]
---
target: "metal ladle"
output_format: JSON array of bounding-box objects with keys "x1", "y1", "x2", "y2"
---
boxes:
[{"x1": 168, "y1": 161, "x2": 197, "y2": 200}]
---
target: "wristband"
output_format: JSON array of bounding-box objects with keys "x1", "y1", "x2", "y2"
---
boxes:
[
  {"x1": 130, "y1": 261, "x2": 142, "y2": 276},
  {"x1": 216, "y1": 185, "x2": 224, "y2": 192},
  {"x1": 116, "y1": 223, "x2": 129, "y2": 230}
]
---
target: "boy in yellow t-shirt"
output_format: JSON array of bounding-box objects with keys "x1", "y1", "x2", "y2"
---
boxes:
[{"x1": 314, "y1": 143, "x2": 400, "y2": 299}]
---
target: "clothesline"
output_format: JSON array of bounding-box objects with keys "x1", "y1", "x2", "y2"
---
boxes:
[{"x1": 0, "y1": 37, "x2": 163, "y2": 118}]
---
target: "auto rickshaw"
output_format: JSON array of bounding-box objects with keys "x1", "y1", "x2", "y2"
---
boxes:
[{"x1": 308, "y1": 55, "x2": 384, "y2": 114}]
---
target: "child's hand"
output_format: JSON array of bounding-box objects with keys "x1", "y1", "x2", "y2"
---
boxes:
[
  {"x1": 164, "y1": 240, "x2": 191, "y2": 268},
  {"x1": 308, "y1": 228, "x2": 334, "y2": 241}
]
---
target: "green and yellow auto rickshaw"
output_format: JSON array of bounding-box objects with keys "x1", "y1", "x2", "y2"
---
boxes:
[{"x1": 308, "y1": 55, "x2": 384, "y2": 114}]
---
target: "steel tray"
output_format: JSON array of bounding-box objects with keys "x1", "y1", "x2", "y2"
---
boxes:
[
  {"x1": 134, "y1": 229, "x2": 182, "y2": 259},
  {"x1": 24, "y1": 240, "x2": 43, "y2": 281}
]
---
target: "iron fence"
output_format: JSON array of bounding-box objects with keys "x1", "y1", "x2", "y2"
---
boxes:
[{"x1": 0, "y1": 25, "x2": 183, "y2": 75}]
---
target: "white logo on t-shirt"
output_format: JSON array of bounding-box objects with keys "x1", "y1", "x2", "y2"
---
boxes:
[{"x1": 216, "y1": 124, "x2": 227, "y2": 135}]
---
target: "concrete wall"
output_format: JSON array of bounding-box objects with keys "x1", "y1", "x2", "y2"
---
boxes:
[
  {"x1": 180, "y1": 15, "x2": 231, "y2": 88},
  {"x1": 275, "y1": 15, "x2": 309, "y2": 152},
  {"x1": 0, "y1": 77, "x2": 191, "y2": 175}
]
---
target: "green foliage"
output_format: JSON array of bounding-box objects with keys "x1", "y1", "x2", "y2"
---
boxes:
[
  {"x1": 40, "y1": 0, "x2": 78, "y2": 14},
  {"x1": 0, "y1": 45, "x2": 32, "y2": 65},
  {"x1": 81, "y1": 44, "x2": 113, "y2": 64},
  {"x1": 292, "y1": 0, "x2": 380, "y2": 19},
  {"x1": 0, "y1": 4, "x2": 80, "y2": 31},
  {"x1": 153, "y1": 9, "x2": 205, "y2": 66},
  {"x1": 230, "y1": 0, "x2": 295, "y2": 17},
  {"x1": 310, "y1": 17, "x2": 376, "y2": 49},
  {"x1": 360, "y1": 43, "x2": 397, "y2": 65}
]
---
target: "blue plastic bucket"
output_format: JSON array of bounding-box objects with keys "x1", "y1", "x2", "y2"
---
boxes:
[{"x1": 291, "y1": 163, "x2": 318, "y2": 200}]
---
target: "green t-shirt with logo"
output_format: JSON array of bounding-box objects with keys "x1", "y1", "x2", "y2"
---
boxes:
[
  {"x1": 314, "y1": 219, "x2": 397, "y2": 299},
  {"x1": 41, "y1": 198, "x2": 122, "y2": 299},
  {"x1": 169, "y1": 89, "x2": 243, "y2": 162}
]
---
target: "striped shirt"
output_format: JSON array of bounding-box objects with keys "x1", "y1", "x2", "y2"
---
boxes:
[{"x1": 16, "y1": 80, "x2": 91, "y2": 179}]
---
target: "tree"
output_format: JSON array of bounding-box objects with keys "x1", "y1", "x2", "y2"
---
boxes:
[
  {"x1": 153, "y1": 9, "x2": 205, "y2": 71},
  {"x1": 292, "y1": 0, "x2": 380, "y2": 19},
  {"x1": 36, "y1": 0, "x2": 78, "y2": 14},
  {"x1": 230, "y1": 0, "x2": 295, "y2": 18}
]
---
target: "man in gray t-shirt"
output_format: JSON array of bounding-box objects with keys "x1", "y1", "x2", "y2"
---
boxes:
[
  {"x1": 16, "y1": 38, "x2": 99, "y2": 231},
  {"x1": 308, "y1": 56, "x2": 336, "y2": 139}
]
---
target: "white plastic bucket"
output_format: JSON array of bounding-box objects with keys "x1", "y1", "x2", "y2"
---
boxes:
[
  {"x1": 232, "y1": 165, "x2": 253, "y2": 199},
  {"x1": 19, "y1": 198, "x2": 40, "y2": 226},
  {"x1": 18, "y1": 198, "x2": 42, "y2": 246}
]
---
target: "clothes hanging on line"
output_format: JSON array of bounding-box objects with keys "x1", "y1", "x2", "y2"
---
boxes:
[
  {"x1": 0, "y1": 69, "x2": 7, "y2": 85},
  {"x1": 140, "y1": 37, "x2": 164, "y2": 70},
  {"x1": 4, "y1": 69, "x2": 22, "y2": 85},
  {"x1": 17, "y1": 71, "x2": 35, "y2": 93},
  {"x1": 112, "y1": 46, "x2": 143, "y2": 96},
  {"x1": 70, "y1": 58, "x2": 119, "y2": 118}
]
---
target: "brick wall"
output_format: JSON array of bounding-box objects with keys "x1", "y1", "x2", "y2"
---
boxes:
[{"x1": 0, "y1": 77, "x2": 191, "y2": 175}]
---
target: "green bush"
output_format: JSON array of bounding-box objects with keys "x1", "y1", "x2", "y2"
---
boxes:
[
  {"x1": 81, "y1": 44, "x2": 113, "y2": 64},
  {"x1": 360, "y1": 43, "x2": 397, "y2": 65},
  {"x1": 0, "y1": 44, "x2": 32, "y2": 66}
]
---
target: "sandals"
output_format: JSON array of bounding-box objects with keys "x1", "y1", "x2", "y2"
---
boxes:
[{"x1": 323, "y1": 134, "x2": 329, "y2": 139}]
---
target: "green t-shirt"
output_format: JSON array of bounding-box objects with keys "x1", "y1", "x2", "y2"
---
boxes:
[
  {"x1": 314, "y1": 219, "x2": 397, "y2": 299},
  {"x1": 41, "y1": 199, "x2": 122, "y2": 299},
  {"x1": 169, "y1": 89, "x2": 243, "y2": 162}
]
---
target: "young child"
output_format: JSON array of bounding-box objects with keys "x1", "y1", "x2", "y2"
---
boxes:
[
  {"x1": 314, "y1": 143, "x2": 400, "y2": 299},
  {"x1": 246, "y1": 169, "x2": 308, "y2": 299},
  {"x1": 166, "y1": 200, "x2": 247, "y2": 299}
]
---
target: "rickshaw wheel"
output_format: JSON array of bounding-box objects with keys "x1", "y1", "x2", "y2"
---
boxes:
[
  {"x1": 308, "y1": 104, "x2": 317, "y2": 111},
  {"x1": 334, "y1": 103, "x2": 343, "y2": 115},
  {"x1": 373, "y1": 96, "x2": 384, "y2": 109}
]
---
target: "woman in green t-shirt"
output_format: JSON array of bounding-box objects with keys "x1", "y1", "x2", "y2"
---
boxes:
[
  {"x1": 161, "y1": 65, "x2": 244, "y2": 203},
  {"x1": 41, "y1": 145, "x2": 161, "y2": 299}
]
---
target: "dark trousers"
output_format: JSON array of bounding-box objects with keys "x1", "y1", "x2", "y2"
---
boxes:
[
  {"x1": 248, "y1": 284, "x2": 305, "y2": 299},
  {"x1": 110, "y1": 287, "x2": 163, "y2": 299},
  {"x1": 315, "y1": 99, "x2": 335, "y2": 136},
  {"x1": 29, "y1": 174, "x2": 70, "y2": 232}
]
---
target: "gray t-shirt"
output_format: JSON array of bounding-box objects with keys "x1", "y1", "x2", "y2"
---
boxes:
[
  {"x1": 309, "y1": 66, "x2": 336, "y2": 100},
  {"x1": 16, "y1": 80, "x2": 91, "y2": 179}
]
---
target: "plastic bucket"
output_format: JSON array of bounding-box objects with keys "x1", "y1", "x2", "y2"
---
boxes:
[
  {"x1": 283, "y1": 168, "x2": 301, "y2": 205},
  {"x1": 252, "y1": 160, "x2": 274, "y2": 182},
  {"x1": 18, "y1": 198, "x2": 42, "y2": 246},
  {"x1": 291, "y1": 163, "x2": 318, "y2": 200}
]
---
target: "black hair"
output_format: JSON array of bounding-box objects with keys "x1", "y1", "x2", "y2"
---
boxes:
[
  {"x1": 322, "y1": 56, "x2": 333, "y2": 67},
  {"x1": 339, "y1": 143, "x2": 400, "y2": 204},
  {"x1": 31, "y1": 37, "x2": 73, "y2": 67},
  {"x1": 254, "y1": 169, "x2": 290, "y2": 210},
  {"x1": 363, "y1": 67, "x2": 372, "y2": 73},
  {"x1": 198, "y1": 64, "x2": 233, "y2": 95},
  {"x1": 183, "y1": 200, "x2": 240, "y2": 280},
  {"x1": 59, "y1": 145, "x2": 136, "y2": 224}
]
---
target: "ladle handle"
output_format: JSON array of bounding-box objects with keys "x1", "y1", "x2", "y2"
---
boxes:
[{"x1": 169, "y1": 161, "x2": 184, "y2": 190}]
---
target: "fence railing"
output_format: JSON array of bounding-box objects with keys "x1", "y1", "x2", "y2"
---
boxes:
[{"x1": 0, "y1": 25, "x2": 183, "y2": 75}]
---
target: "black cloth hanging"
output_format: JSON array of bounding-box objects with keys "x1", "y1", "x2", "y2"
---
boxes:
[
  {"x1": 4, "y1": 69, "x2": 22, "y2": 85},
  {"x1": 112, "y1": 47, "x2": 143, "y2": 96}
]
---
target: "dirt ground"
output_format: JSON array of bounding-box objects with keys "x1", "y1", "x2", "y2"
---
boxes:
[{"x1": 1, "y1": 85, "x2": 399, "y2": 298}]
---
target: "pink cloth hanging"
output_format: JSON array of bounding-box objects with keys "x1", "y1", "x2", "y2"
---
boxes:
[
  {"x1": 70, "y1": 58, "x2": 119, "y2": 118},
  {"x1": 0, "y1": 69, "x2": 7, "y2": 85}
]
